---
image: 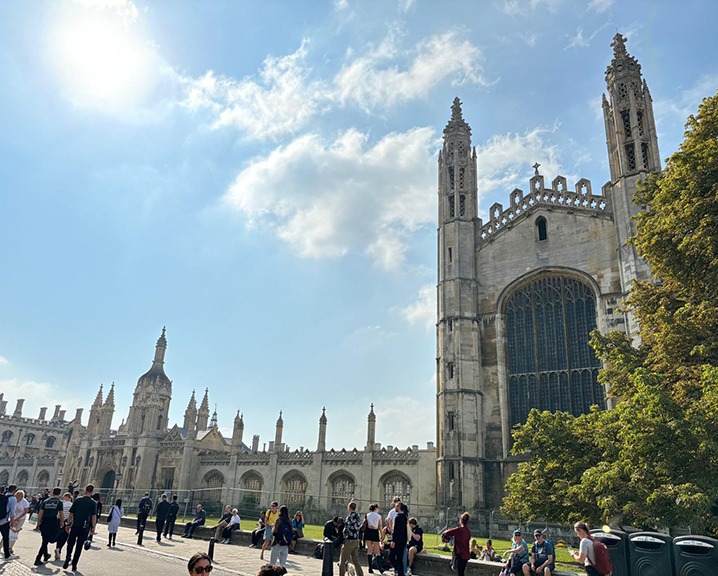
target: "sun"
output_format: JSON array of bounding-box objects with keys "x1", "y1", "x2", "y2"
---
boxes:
[{"x1": 51, "y1": 7, "x2": 151, "y2": 110}]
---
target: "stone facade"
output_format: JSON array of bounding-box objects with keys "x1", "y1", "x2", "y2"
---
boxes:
[{"x1": 436, "y1": 34, "x2": 659, "y2": 511}]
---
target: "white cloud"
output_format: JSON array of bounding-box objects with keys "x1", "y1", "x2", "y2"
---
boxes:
[
  {"x1": 0, "y1": 356, "x2": 9, "y2": 366},
  {"x1": 334, "y1": 0, "x2": 350, "y2": 9},
  {"x1": 182, "y1": 40, "x2": 325, "y2": 140},
  {"x1": 224, "y1": 127, "x2": 437, "y2": 270},
  {"x1": 374, "y1": 393, "x2": 435, "y2": 448},
  {"x1": 654, "y1": 74, "x2": 718, "y2": 127},
  {"x1": 476, "y1": 127, "x2": 564, "y2": 216},
  {"x1": 72, "y1": 0, "x2": 139, "y2": 23},
  {"x1": 401, "y1": 284, "x2": 436, "y2": 331},
  {"x1": 587, "y1": 0, "x2": 614, "y2": 13},
  {"x1": 0, "y1": 380, "x2": 83, "y2": 422},
  {"x1": 519, "y1": 31, "x2": 538, "y2": 47},
  {"x1": 566, "y1": 27, "x2": 588, "y2": 49},
  {"x1": 333, "y1": 31, "x2": 489, "y2": 110}
]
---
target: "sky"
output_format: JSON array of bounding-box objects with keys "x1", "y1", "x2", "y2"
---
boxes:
[{"x1": 1, "y1": 0, "x2": 717, "y2": 453}]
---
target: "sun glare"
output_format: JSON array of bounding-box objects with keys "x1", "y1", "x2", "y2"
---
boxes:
[{"x1": 52, "y1": 9, "x2": 150, "y2": 110}]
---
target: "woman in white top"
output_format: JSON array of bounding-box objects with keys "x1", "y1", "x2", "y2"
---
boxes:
[
  {"x1": 9, "y1": 490, "x2": 30, "y2": 552},
  {"x1": 221, "y1": 509, "x2": 241, "y2": 544},
  {"x1": 570, "y1": 522, "x2": 597, "y2": 576},
  {"x1": 365, "y1": 503, "x2": 383, "y2": 573}
]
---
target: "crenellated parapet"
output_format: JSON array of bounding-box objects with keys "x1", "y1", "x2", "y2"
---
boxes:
[{"x1": 478, "y1": 174, "x2": 610, "y2": 244}]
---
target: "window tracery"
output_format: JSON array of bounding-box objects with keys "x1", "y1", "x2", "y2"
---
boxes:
[
  {"x1": 504, "y1": 275, "x2": 605, "y2": 427},
  {"x1": 330, "y1": 474, "x2": 355, "y2": 509},
  {"x1": 382, "y1": 473, "x2": 411, "y2": 508}
]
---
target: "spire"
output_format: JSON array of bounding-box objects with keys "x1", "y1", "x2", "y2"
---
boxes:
[
  {"x1": 135, "y1": 327, "x2": 172, "y2": 393},
  {"x1": 232, "y1": 410, "x2": 244, "y2": 448},
  {"x1": 210, "y1": 404, "x2": 218, "y2": 429},
  {"x1": 440, "y1": 97, "x2": 477, "y2": 224},
  {"x1": 183, "y1": 390, "x2": 197, "y2": 431},
  {"x1": 444, "y1": 97, "x2": 471, "y2": 136},
  {"x1": 153, "y1": 326, "x2": 167, "y2": 365},
  {"x1": 317, "y1": 407, "x2": 327, "y2": 452},
  {"x1": 103, "y1": 383, "x2": 115, "y2": 407},
  {"x1": 196, "y1": 388, "x2": 210, "y2": 431},
  {"x1": 274, "y1": 410, "x2": 284, "y2": 450},
  {"x1": 366, "y1": 403, "x2": 376, "y2": 451},
  {"x1": 92, "y1": 384, "x2": 103, "y2": 408}
]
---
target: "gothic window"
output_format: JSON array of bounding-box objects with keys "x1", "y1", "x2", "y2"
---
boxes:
[
  {"x1": 449, "y1": 463, "x2": 455, "y2": 481},
  {"x1": 459, "y1": 167, "x2": 465, "y2": 189},
  {"x1": 17, "y1": 470, "x2": 28, "y2": 486},
  {"x1": 36, "y1": 470, "x2": 50, "y2": 487},
  {"x1": 535, "y1": 216, "x2": 548, "y2": 241},
  {"x1": 449, "y1": 195, "x2": 455, "y2": 218},
  {"x1": 330, "y1": 473, "x2": 355, "y2": 509},
  {"x1": 240, "y1": 471, "x2": 263, "y2": 505},
  {"x1": 282, "y1": 471, "x2": 308, "y2": 506},
  {"x1": 447, "y1": 362, "x2": 455, "y2": 380},
  {"x1": 45, "y1": 436, "x2": 56, "y2": 448},
  {"x1": 504, "y1": 274, "x2": 604, "y2": 427},
  {"x1": 621, "y1": 110, "x2": 631, "y2": 138},
  {"x1": 625, "y1": 143, "x2": 636, "y2": 171},
  {"x1": 202, "y1": 470, "x2": 224, "y2": 508},
  {"x1": 459, "y1": 195, "x2": 466, "y2": 216},
  {"x1": 448, "y1": 142, "x2": 454, "y2": 161},
  {"x1": 0, "y1": 470, "x2": 8, "y2": 486},
  {"x1": 381, "y1": 472, "x2": 411, "y2": 508},
  {"x1": 448, "y1": 411, "x2": 456, "y2": 431},
  {"x1": 448, "y1": 167, "x2": 455, "y2": 190},
  {"x1": 458, "y1": 141, "x2": 465, "y2": 156},
  {"x1": 1, "y1": 431, "x2": 12, "y2": 444},
  {"x1": 618, "y1": 82, "x2": 627, "y2": 100},
  {"x1": 641, "y1": 142, "x2": 649, "y2": 169},
  {"x1": 25, "y1": 433, "x2": 35, "y2": 446},
  {"x1": 636, "y1": 110, "x2": 644, "y2": 136}
]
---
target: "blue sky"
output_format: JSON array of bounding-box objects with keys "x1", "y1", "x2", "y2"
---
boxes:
[{"x1": 1, "y1": 0, "x2": 716, "y2": 452}]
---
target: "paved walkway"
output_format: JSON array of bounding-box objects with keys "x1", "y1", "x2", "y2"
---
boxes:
[{"x1": 2, "y1": 519, "x2": 327, "y2": 576}]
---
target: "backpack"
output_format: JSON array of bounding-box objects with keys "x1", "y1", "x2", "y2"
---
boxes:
[
  {"x1": 314, "y1": 543, "x2": 324, "y2": 559},
  {"x1": 588, "y1": 537, "x2": 613, "y2": 576},
  {"x1": 277, "y1": 519, "x2": 294, "y2": 546},
  {"x1": 0, "y1": 494, "x2": 7, "y2": 520}
]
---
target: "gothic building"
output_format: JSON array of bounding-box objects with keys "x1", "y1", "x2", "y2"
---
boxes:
[{"x1": 436, "y1": 33, "x2": 658, "y2": 509}]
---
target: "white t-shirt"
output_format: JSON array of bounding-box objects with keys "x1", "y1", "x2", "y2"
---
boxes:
[
  {"x1": 367, "y1": 511, "x2": 381, "y2": 529},
  {"x1": 579, "y1": 537, "x2": 595, "y2": 566},
  {"x1": 386, "y1": 508, "x2": 398, "y2": 532},
  {"x1": 14, "y1": 498, "x2": 29, "y2": 519}
]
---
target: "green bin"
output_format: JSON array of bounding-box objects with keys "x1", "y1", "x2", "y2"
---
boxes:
[
  {"x1": 628, "y1": 532, "x2": 673, "y2": 576},
  {"x1": 590, "y1": 529, "x2": 629, "y2": 576},
  {"x1": 673, "y1": 535, "x2": 718, "y2": 576}
]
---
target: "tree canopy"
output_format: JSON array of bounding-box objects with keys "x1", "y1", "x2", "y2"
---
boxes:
[{"x1": 502, "y1": 90, "x2": 718, "y2": 533}]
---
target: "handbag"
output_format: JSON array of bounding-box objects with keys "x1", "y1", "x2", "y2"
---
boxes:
[{"x1": 450, "y1": 551, "x2": 458, "y2": 572}]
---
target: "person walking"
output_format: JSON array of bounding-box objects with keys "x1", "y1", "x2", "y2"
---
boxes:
[
  {"x1": 260, "y1": 501, "x2": 279, "y2": 560},
  {"x1": 0, "y1": 484, "x2": 18, "y2": 560},
  {"x1": 339, "y1": 501, "x2": 365, "y2": 576},
  {"x1": 8, "y1": 489, "x2": 29, "y2": 554},
  {"x1": 155, "y1": 494, "x2": 170, "y2": 542},
  {"x1": 269, "y1": 504, "x2": 293, "y2": 568},
  {"x1": 136, "y1": 492, "x2": 152, "y2": 534},
  {"x1": 164, "y1": 494, "x2": 180, "y2": 539},
  {"x1": 63, "y1": 484, "x2": 97, "y2": 571},
  {"x1": 53, "y1": 492, "x2": 73, "y2": 560},
  {"x1": 364, "y1": 504, "x2": 383, "y2": 574},
  {"x1": 106, "y1": 499, "x2": 123, "y2": 547},
  {"x1": 33, "y1": 487, "x2": 64, "y2": 566}
]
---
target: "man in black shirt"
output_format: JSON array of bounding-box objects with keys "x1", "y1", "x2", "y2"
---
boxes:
[
  {"x1": 34, "y1": 487, "x2": 64, "y2": 566},
  {"x1": 155, "y1": 494, "x2": 170, "y2": 542},
  {"x1": 63, "y1": 484, "x2": 97, "y2": 571},
  {"x1": 163, "y1": 495, "x2": 180, "y2": 540},
  {"x1": 137, "y1": 492, "x2": 153, "y2": 534},
  {"x1": 324, "y1": 516, "x2": 343, "y2": 548}
]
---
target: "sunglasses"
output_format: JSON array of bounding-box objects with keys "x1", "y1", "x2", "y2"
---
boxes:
[{"x1": 193, "y1": 566, "x2": 213, "y2": 574}]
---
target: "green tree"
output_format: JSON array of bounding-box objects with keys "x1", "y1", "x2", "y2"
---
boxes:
[{"x1": 503, "y1": 91, "x2": 718, "y2": 532}]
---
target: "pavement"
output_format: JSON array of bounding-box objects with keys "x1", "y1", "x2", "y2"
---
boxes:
[{"x1": 0, "y1": 518, "x2": 329, "y2": 576}]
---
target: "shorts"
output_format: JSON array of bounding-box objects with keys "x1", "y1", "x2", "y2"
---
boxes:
[
  {"x1": 365, "y1": 528, "x2": 380, "y2": 542},
  {"x1": 264, "y1": 525, "x2": 273, "y2": 541}
]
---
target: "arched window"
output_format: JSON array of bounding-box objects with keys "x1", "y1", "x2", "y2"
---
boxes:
[
  {"x1": 201, "y1": 470, "x2": 224, "y2": 510},
  {"x1": 1, "y1": 431, "x2": 12, "y2": 444},
  {"x1": 17, "y1": 470, "x2": 28, "y2": 486},
  {"x1": 0, "y1": 470, "x2": 8, "y2": 486},
  {"x1": 536, "y1": 216, "x2": 548, "y2": 241},
  {"x1": 504, "y1": 274, "x2": 605, "y2": 427},
  {"x1": 45, "y1": 436, "x2": 56, "y2": 448},
  {"x1": 36, "y1": 470, "x2": 50, "y2": 487},
  {"x1": 329, "y1": 473, "x2": 355, "y2": 510},
  {"x1": 381, "y1": 472, "x2": 411, "y2": 509},
  {"x1": 240, "y1": 471, "x2": 263, "y2": 506},
  {"x1": 25, "y1": 433, "x2": 35, "y2": 446},
  {"x1": 281, "y1": 471, "x2": 308, "y2": 506}
]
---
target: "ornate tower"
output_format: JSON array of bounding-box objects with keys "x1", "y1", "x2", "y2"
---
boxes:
[
  {"x1": 603, "y1": 33, "x2": 659, "y2": 334},
  {"x1": 366, "y1": 404, "x2": 376, "y2": 451},
  {"x1": 99, "y1": 383, "x2": 115, "y2": 435},
  {"x1": 183, "y1": 390, "x2": 197, "y2": 434},
  {"x1": 274, "y1": 411, "x2": 284, "y2": 451},
  {"x1": 436, "y1": 97, "x2": 484, "y2": 509},
  {"x1": 317, "y1": 407, "x2": 327, "y2": 452},
  {"x1": 232, "y1": 411, "x2": 244, "y2": 448},
  {"x1": 87, "y1": 385, "x2": 103, "y2": 436}
]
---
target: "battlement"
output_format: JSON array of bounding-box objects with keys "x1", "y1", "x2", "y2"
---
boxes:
[{"x1": 478, "y1": 174, "x2": 610, "y2": 243}]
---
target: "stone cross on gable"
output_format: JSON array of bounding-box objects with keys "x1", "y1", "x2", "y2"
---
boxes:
[{"x1": 533, "y1": 162, "x2": 541, "y2": 175}]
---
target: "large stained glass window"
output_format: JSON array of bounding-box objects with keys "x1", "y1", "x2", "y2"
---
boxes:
[{"x1": 504, "y1": 275, "x2": 605, "y2": 427}]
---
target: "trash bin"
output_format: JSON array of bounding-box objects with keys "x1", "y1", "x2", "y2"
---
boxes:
[
  {"x1": 590, "y1": 529, "x2": 629, "y2": 576},
  {"x1": 673, "y1": 535, "x2": 718, "y2": 576},
  {"x1": 629, "y1": 532, "x2": 673, "y2": 576}
]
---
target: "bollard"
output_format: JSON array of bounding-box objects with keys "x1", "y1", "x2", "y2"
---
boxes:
[
  {"x1": 208, "y1": 537, "x2": 216, "y2": 561},
  {"x1": 137, "y1": 524, "x2": 144, "y2": 546},
  {"x1": 322, "y1": 540, "x2": 335, "y2": 576}
]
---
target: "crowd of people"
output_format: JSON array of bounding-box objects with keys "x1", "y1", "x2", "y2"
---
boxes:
[{"x1": 2, "y1": 480, "x2": 607, "y2": 576}]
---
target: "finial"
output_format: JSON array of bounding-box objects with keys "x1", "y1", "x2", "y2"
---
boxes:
[
  {"x1": 451, "y1": 97, "x2": 463, "y2": 123},
  {"x1": 370, "y1": 403, "x2": 374, "y2": 413},
  {"x1": 611, "y1": 33, "x2": 627, "y2": 57},
  {"x1": 322, "y1": 406, "x2": 326, "y2": 415},
  {"x1": 162, "y1": 326, "x2": 166, "y2": 336},
  {"x1": 532, "y1": 162, "x2": 541, "y2": 176}
]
